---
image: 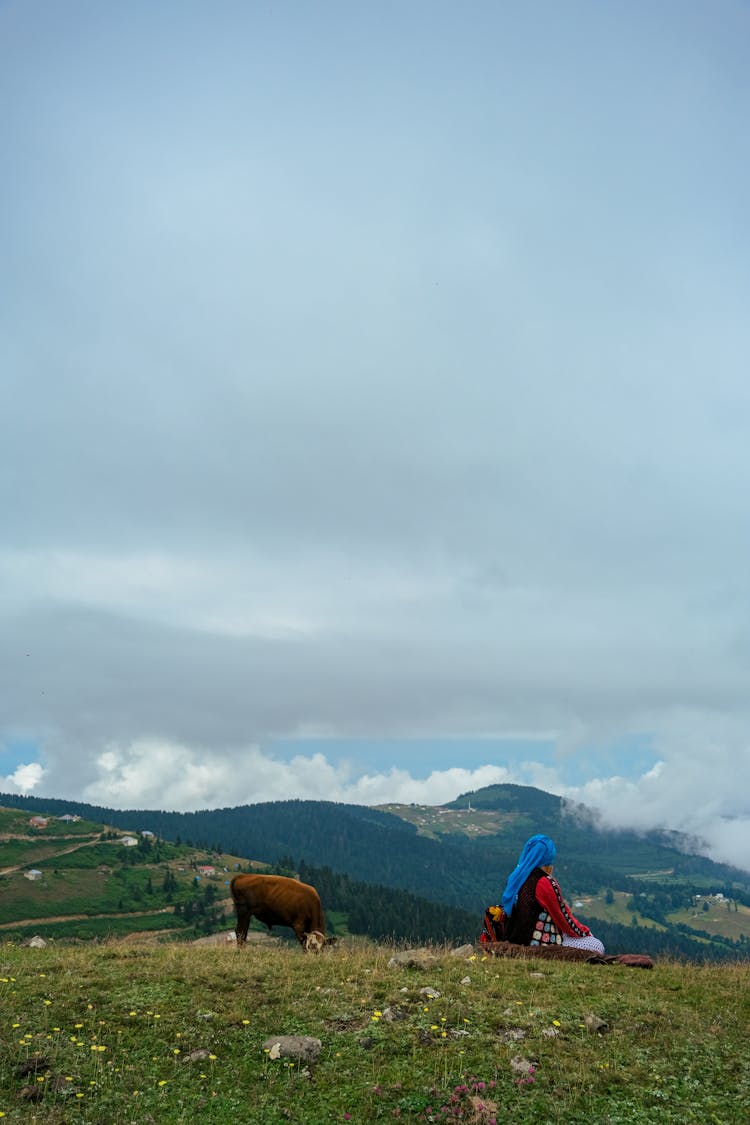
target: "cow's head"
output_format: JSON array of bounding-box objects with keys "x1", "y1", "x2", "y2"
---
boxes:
[{"x1": 303, "y1": 931, "x2": 337, "y2": 953}]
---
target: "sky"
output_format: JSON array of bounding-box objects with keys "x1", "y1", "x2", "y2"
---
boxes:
[{"x1": 2, "y1": 1, "x2": 749, "y2": 872}]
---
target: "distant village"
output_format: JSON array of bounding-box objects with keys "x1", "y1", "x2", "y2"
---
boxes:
[
  {"x1": 22, "y1": 813, "x2": 231, "y2": 884},
  {"x1": 23, "y1": 813, "x2": 156, "y2": 880}
]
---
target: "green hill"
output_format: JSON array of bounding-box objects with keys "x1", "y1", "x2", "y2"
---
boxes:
[
  {"x1": 3, "y1": 785, "x2": 749, "y2": 962},
  {"x1": 0, "y1": 806, "x2": 239, "y2": 942},
  {"x1": 0, "y1": 806, "x2": 478, "y2": 947}
]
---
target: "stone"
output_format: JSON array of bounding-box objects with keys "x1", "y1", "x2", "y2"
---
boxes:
[
  {"x1": 509, "y1": 1055, "x2": 537, "y2": 1076},
  {"x1": 418, "y1": 987, "x2": 441, "y2": 999},
  {"x1": 584, "y1": 1013, "x2": 608, "y2": 1034},
  {"x1": 262, "y1": 1035, "x2": 322, "y2": 1064},
  {"x1": 387, "y1": 950, "x2": 438, "y2": 970},
  {"x1": 183, "y1": 1048, "x2": 212, "y2": 1063},
  {"x1": 451, "y1": 943, "x2": 475, "y2": 958}
]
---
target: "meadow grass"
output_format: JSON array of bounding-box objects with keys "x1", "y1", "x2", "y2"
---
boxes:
[
  {"x1": 0, "y1": 939, "x2": 747, "y2": 1124},
  {"x1": 577, "y1": 890, "x2": 664, "y2": 930}
]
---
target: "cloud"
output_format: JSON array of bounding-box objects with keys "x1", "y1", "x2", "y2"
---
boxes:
[
  {"x1": 564, "y1": 745, "x2": 750, "y2": 873},
  {"x1": 2, "y1": 582, "x2": 750, "y2": 872},
  {"x1": 1, "y1": 3, "x2": 749, "y2": 876},
  {"x1": 0, "y1": 761, "x2": 46, "y2": 795},
  {"x1": 75, "y1": 738, "x2": 515, "y2": 811}
]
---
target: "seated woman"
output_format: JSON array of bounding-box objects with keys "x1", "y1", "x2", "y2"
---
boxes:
[{"x1": 502, "y1": 834, "x2": 605, "y2": 955}]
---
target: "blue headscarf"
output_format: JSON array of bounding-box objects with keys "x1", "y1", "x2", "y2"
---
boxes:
[{"x1": 501, "y1": 834, "x2": 557, "y2": 916}]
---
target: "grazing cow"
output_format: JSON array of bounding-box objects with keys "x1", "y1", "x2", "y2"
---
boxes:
[{"x1": 230, "y1": 873, "x2": 335, "y2": 952}]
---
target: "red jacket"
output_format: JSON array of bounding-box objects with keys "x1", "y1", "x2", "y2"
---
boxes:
[{"x1": 536, "y1": 874, "x2": 591, "y2": 937}]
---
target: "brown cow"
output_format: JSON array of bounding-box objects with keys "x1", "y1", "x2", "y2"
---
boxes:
[{"x1": 230, "y1": 873, "x2": 335, "y2": 952}]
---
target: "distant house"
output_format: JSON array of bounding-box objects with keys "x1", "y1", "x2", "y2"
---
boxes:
[
  {"x1": 140, "y1": 830, "x2": 155, "y2": 838},
  {"x1": 29, "y1": 816, "x2": 48, "y2": 829},
  {"x1": 120, "y1": 836, "x2": 138, "y2": 847},
  {"x1": 58, "y1": 814, "x2": 81, "y2": 823},
  {"x1": 197, "y1": 865, "x2": 216, "y2": 877},
  {"x1": 24, "y1": 869, "x2": 43, "y2": 881}
]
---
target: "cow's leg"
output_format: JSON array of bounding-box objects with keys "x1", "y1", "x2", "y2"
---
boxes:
[{"x1": 235, "y1": 905, "x2": 252, "y2": 947}]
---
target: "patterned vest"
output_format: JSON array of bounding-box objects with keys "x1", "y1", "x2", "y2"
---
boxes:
[{"x1": 505, "y1": 867, "x2": 563, "y2": 946}]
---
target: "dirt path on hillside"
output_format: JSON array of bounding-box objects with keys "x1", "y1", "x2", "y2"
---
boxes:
[
  {"x1": 0, "y1": 833, "x2": 103, "y2": 842},
  {"x1": 0, "y1": 907, "x2": 175, "y2": 930},
  {"x1": 0, "y1": 834, "x2": 108, "y2": 877}
]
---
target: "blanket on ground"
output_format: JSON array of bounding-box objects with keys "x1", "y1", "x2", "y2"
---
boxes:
[{"x1": 477, "y1": 941, "x2": 653, "y2": 968}]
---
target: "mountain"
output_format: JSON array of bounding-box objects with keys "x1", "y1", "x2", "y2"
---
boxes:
[{"x1": 3, "y1": 784, "x2": 749, "y2": 961}]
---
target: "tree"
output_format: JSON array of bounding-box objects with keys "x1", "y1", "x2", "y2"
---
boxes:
[{"x1": 162, "y1": 869, "x2": 178, "y2": 894}]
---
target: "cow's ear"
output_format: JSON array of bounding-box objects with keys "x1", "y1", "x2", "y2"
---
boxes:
[{"x1": 326, "y1": 936, "x2": 338, "y2": 945}]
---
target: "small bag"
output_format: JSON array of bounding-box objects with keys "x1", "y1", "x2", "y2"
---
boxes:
[{"x1": 480, "y1": 904, "x2": 507, "y2": 943}]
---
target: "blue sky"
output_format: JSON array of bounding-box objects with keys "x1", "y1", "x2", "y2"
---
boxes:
[
  {"x1": 1, "y1": 1, "x2": 749, "y2": 869},
  {"x1": 271, "y1": 736, "x2": 660, "y2": 788}
]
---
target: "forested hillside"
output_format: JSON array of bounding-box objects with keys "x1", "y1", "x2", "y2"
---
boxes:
[
  {"x1": 274, "y1": 859, "x2": 479, "y2": 944},
  {"x1": 2, "y1": 794, "x2": 488, "y2": 909}
]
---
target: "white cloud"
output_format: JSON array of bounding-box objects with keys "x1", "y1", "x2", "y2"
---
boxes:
[
  {"x1": 343, "y1": 764, "x2": 515, "y2": 807},
  {"x1": 0, "y1": 762, "x2": 46, "y2": 794},
  {"x1": 78, "y1": 739, "x2": 515, "y2": 811},
  {"x1": 564, "y1": 746, "x2": 750, "y2": 873}
]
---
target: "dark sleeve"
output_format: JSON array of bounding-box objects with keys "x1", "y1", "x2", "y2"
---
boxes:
[{"x1": 535, "y1": 875, "x2": 591, "y2": 937}]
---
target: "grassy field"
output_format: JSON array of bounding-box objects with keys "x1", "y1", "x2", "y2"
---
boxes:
[
  {"x1": 572, "y1": 890, "x2": 664, "y2": 931},
  {"x1": 0, "y1": 939, "x2": 747, "y2": 1124},
  {"x1": 667, "y1": 901, "x2": 750, "y2": 942},
  {"x1": 578, "y1": 889, "x2": 750, "y2": 943},
  {"x1": 377, "y1": 805, "x2": 514, "y2": 839}
]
